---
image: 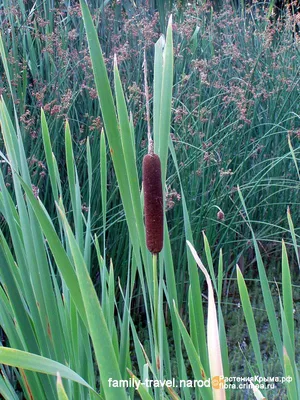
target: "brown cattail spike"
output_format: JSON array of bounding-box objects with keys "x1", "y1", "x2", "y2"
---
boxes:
[{"x1": 143, "y1": 153, "x2": 164, "y2": 254}]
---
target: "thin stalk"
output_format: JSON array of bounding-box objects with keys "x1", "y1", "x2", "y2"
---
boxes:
[
  {"x1": 153, "y1": 253, "x2": 159, "y2": 344},
  {"x1": 144, "y1": 50, "x2": 153, "y2": 155}
]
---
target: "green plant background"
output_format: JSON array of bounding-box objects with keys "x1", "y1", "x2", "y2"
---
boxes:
[{"x1": 0, "y1": 1, "x2": 299, "y2": 399}]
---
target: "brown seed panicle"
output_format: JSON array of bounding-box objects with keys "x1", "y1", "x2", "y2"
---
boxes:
[{"x1": 143, "y1": 153, "x2": 164, "y2": 254}]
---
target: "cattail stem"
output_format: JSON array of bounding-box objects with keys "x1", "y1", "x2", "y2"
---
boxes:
[
  {"x1": 153, "y1": 253, "x2": 158, "y2": 323},
  {"x1": 143, "y1": 50, "x2": 163, "y2": 254},
  {"x1": 143, "y1": 49, "x2": 153, "y2": 155},
  {"x1": 152, "y1": 252, "x2": 161, "y2": 374}
]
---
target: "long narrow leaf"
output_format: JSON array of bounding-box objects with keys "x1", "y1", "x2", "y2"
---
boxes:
[
  {"x1": 187, "y1": 241, "x2": 225, "y2": 400},
  {"x1": 0, "y1": 348, "x2": 97, "y2": 394},
  {"x1": 56, "y1": 205, "x2": 127, "y2": 400}
]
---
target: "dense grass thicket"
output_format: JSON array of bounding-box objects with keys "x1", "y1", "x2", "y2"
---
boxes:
[
  {"x1": 0, "y1": 0, "x2": 299, "y2": 399},
  {"x1": 1, "y1": 1, "x2": 299, "y2": 274}
]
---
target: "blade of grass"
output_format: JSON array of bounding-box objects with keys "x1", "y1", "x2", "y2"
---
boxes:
[
  {"x1": 187, "y1": 241, "x2": 225, "y2": 400},
  {"x1": 283, "y1": 347, "x2": 298, "y2": 400},
  {"x1": 100, "y1": 129, "x2": 107, "y2": 241},
  {"x1": 153, "y1": 35, "x2": 164, "y2": 154},
  {"x1": 287, "y1": 207, "x2": 300, "y2": 270},
  {"x1": 56, "y1": 373, "x2": 70, "y2": 400},
  {"x1": 173, "y1": 302, "x2": 213, "y2": 400},
  {"x1": 237, "y1": 186, "x2": 283, "y2": 367},
  {"x1": 157, "y1": 16, "x2": 173, "y2": 184},
  {"x1": 56, "y1": 204, "x2": 127, "y2": 400},
  {"x1": 0, "y1": 348, "x2": 97, "y2": 394},
  {"x1": 18, "y1": 179, "x2": 88, "y2": 327},
  {"x1": 127, "y1": 370, "x2": 153, "y2": 400},
  {"x1": 281, "y1": 240, "x2": 294, "y2": 353},
  {"x1": 249, "y1": 381, "x2": 266, "y2": 400},
  {"x1": 80, "y1": 0, "x2": 142, "y2": 266},
  {"x1": 169, "y1": 137, "x2": 208, "y2": 372},
  {"x1": 41, "y1": 109, "x2": 59, "y2": 202},
  {"x1": 236, "y1": 266, "x2": 264, "y2": 377},
  {"x1": 113, "y1": 56, "x2": 148, "y2": 270},
  {"x1": 65, "y1": 121, "x2": 83, "y2": 250}
]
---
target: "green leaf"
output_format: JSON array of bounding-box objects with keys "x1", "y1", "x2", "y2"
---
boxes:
[
  {"x1": 236, "y1": 266, "x2": 264, "y2": 377},
  {"x1": 281, "y1": 240, "x2": 294, "y2": 353},
  {"x1": 56, "y1": 204, "x2": 127, "y2": 400},
  {"x1": 79, "y1": 0, "x2": 145, "y2": 273},
  {"x1": 127, "y1": 370, "x2": 153, "y2": 400},
  {"x1": 173, "y1": 302, "x2": 213, "y2": 400},
  {"x1": 18, "y1": 179, "x2": 88, "y2": 327},
  {"x1": 283, "y1": 347, "x2": 298, "y2": 400},
  {"x1": 157, "y1": 16, "x2": 173, "y2": 184},
  {"x1": 41, "y1": 109, "x2": 59, "y2": 201},
  {"x1": 56, "y1": 373, "x2": 70, "y2": 400},
  {"x1": 0, "y1": 347, "x2": 97, "y2": 394},
  {"x1": 287, "y1": 207, "x2": 300, "y2": 270},
  {"x1": 237, "y1": 187, "x2": 283, "y2": 367}
]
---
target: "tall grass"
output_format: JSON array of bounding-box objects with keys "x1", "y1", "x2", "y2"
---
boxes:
[
  {"x1": 0, "y1": 1, "x2": 299, "y2": 399},
  {"x1": 1, "y1": 0, "x2": 299, "y2": 279}
]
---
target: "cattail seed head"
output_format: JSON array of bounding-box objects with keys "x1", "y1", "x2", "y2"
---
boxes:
[{"x1": 143, "y1": 153, "x2": 164, "y2": 254}]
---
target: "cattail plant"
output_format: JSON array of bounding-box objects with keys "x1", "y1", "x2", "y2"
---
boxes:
[
  {"x1": 142, "y1": 50, "x2": 164, "y2": 378},
  {"x1": 142, "y1": 51, "x2": 164, "y2": 255}
]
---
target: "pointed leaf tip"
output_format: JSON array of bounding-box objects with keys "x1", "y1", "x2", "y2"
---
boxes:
[{"x1": 57, "y1": 372, "x2": 62, "y2": 384}]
